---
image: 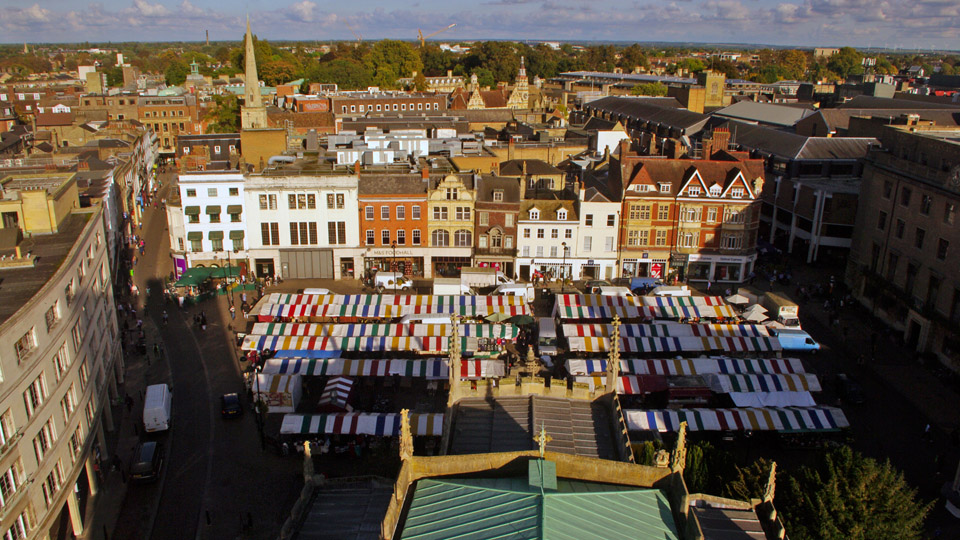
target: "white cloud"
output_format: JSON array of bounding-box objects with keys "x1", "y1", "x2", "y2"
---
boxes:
[
  {"x1": 132, "y1": 0, "x2": 169, "y2": 17},
  {"x1": 290, "y1": 0, "x2": 317, "y2": 22}
]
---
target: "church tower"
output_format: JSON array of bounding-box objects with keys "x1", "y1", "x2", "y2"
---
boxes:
[
  {"x1": 507, "y1": 56, "x2": 529, "y2": 109},
  {"x1": 240, "y1": 17, "x2": 268, "y2": 130}
]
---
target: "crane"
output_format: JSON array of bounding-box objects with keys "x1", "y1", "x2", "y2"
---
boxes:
[
  {"x1": 344, "y1": 20, "x2": 362, "y2": 43},
  {"x1": 417, "y1": 23, "x2": 456, "y2": 48}
]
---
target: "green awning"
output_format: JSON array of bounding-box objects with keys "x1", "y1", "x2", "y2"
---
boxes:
[
  {"x1": 206, "y1": 205, "x2": 221, "y2": 214},
  {"x1": 227, "y1": 205, "x2": 243, "y2": 214},
  {"x1": 208, "y1": 231, "x2": 224, "y2": 240},
  {"x1": 229, "y1": 230, "x2": 245, "y2": 240},
  {"x1": 187, "y1": 231, "x2": 202, "y2": 241},
  {"x1": 184, "y1": 206, "x2": 200, "y2": 215}
]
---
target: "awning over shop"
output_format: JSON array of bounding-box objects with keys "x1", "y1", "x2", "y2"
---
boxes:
[
  {"x1": 261, "y1": 357, "x2": 505, "y2": 379},
  {"x1": 184, "y1": 206, "x2": 201, "y2": 215},
  {"x1": 229, "y1": 230, "x2": 245, "y2": 240},
  {"x1": 257, "y1": 303, "x2": 530, "y2": 320},
  {"x1": 565, "y1": 357, "x2": 806, "y2": 377},
  {"x1": 250, "y1": 322, "x2": 518, "y2": 339},
  {"x1": 728, "y1": 392, "x2": 817, "y2": 408},
  {"x1": 208, "y1": 231, "x2": 224, "y2": 240},
  {"x1": 186, "y1": 231, "x2": 202, "y2": 241},
  {"x1": 554, "y1": 294, "x2": 737, "y2": 320},
  {"x1": 624, "y1": 406, "x2": 849, "y2": 432},
  {"x1": 563, "y1": 323, "x2": 770, "y2": 338},
  {"x1": 280, "y1": 412, "x2": 444, "y2": 436},
  {"x1": 226, "y1": 205, "x2": 243, "y2": 214},
  {"x1": 173, "y1": 265, "x2": 242, "y2": 287},
  {"x1": 205, "y1": 205, "x2": 221, "y2": 214},
  {"x1": 572, "y1": 374, "x2": 668, "y2": 394}
]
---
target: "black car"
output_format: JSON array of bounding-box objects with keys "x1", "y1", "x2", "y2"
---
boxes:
[
  {"x1": 836, "y1": 374, "x2": 865, "y2": 405},
  {"x1": 221, "y1": 393, "x2": 243, "y2": 418},
  {"x1": 130, "y1": 441, "x2": 164, "y2": 483}
]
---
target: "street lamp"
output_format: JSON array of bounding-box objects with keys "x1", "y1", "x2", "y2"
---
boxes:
[
  {"x1": 391, "y1": 240, "x2": 398, "y2": 286},
  {"x1": 561, "y1": 241, "x2": 567, "y2": 293}
]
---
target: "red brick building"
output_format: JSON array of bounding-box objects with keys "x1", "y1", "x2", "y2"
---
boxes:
[
  {"x1": 358, "y1": 174, "x2": 428, "y2": 277},
  {"x1": 474, "y1": 174, "x2": 520, "y2": 277},
  {"x1": 617, "y1": 147, "x2": 765, "y2": 283}
]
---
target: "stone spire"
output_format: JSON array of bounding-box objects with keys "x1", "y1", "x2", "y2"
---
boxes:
[
  {"x1": 241, "y1": 16, "x2": 267, "y2": 130},
  {"x1": 447, "y1": 316, "x2": 462, "y2": 407},
  {"x1": 518, "y1": 56, "x2": 527, "y2": 79},
  {"x1": 605, "y1": 315, "x2": 621, "y2": 394},
  {"x1": 763, "y1": 461, "x2": 777, "y2": 503},
  {"x1": 399, "y1": 408, "x2": 414, "y2": 461},
  {"x1": 671, "y1": 421, "x2": 687, "y2": 473}
]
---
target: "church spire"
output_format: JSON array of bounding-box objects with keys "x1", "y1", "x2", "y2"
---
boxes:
[
  {"x1": 244, "y1": 16, "x2": 263, "y2": 109},
  {"x1": 518, "y1": 56, "x2": 526, "y2": 79}
]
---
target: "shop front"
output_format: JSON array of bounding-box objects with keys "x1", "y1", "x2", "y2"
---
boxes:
[
  {"x1": 684, "y1": 253, "x2": 756, "y2": 283},
  {"x1": 432, "y1": 256, "x2": 472, "y2": 278},
  {"x1": 516, "y1": 257, "x2": 571, "y2": 282},
  {"x1": 621, "y1": 255, "x2": 668, "y2": 280},
  {"x1": 363, "y1": 247, "x2": 426, "y2": 279}
]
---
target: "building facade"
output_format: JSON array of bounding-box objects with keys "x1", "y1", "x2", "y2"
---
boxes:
[
  {"x1": 516, "y1": 198, "x2": 579, "y2": 280},
  {"x1": 0, "y1": 177, "x2": 120, "y2": 539},
  {"x1": 329, "y1": 93, "x2": 447, "y2": 117},
  {"x1": 137, "y1": 95, "x2": 202, "y2": 154},
  {"x1": 426, "y1": 175, "x2": 476, "y2": 277},
  {"x1": 846, "y1": 125, "x2": 960, "y2": 369},
  {"x1": 473, "y1": 175, "x2": 520, "y2": 278},
  {"x1": 573, "y1": 177, "x2": 621, "y2": 281},
  {"x1": 176, "y1": 172, "x2": 247, "y2": 276},
  {"x1": 358, "y1": 175, "x2": 429, "y2": 279}
]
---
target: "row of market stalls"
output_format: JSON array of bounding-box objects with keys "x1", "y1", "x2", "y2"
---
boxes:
[
  {"x1": 244, "y1": 294, "x2": 521, "y2": 439},
  {"x1": 554, "y1": 294, "x2": 849, "y2": 434}
]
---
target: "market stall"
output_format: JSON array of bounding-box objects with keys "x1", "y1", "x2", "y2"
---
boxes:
[
  {"x1": 279, "y1": 412, "x2": 445, "y2": 436},
  {"x1": 624, "y1": 406, "x2": 849, "y2": 433}
]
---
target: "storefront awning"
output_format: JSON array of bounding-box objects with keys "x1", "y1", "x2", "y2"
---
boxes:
[
  {"x1": 184, "y1": 206, "x2": 200, "y2": 215},
  {"x1": 208, "y1": 231, "x2": 224, "y2": 240},
  {"x1": 205, "y1": 205, "x2": 221, "y2": 214},
  {"x1": 187, "y1": 231, "x2": 202, "y2": 241},
  {"x1": 226, "y1": 205, "x2": 242, "y2": 214},
  {"x1": 229, "y1": 230, "x2": 245, "y2": 240}
]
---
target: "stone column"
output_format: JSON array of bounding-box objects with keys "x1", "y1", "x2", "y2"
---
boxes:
[
  {"x1": 102, "y1": 394, "x2": 115, "y2": 432},
  {"x1": 67, "y1": 489, "x2": 84, "y2": 536},
  {"x1": 85, "y1": 455, "x2": 99, "y2": 496}
]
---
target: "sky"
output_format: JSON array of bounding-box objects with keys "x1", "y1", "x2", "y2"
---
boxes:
[{"x1": 0, "y1": 0, "x2": 957, "y2": 50}]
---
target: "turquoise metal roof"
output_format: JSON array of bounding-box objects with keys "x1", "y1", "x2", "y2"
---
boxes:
[{"x1": 400, "y1": 472, "x2": 680, "y2": 540}]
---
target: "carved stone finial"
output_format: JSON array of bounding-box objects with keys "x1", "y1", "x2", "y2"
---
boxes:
[
  {"x1": 399, "y1": 408, "x2": 414, "y2": 461},
  {"x1": 654, "y1": 450, "x2": 670, "y2": 468},
  {"x1": 671, "y1": 421, "x2": 688, "y2": 473},
  {"x1": 534, "y1": 422, "x2": 552, "y2": 458},
  {"x1": 763, "y1": 461, "x2": 777, "y2": 502},
  {"x1": 448, "y1": 316, "x2": 462, "y2": 407},
  {"x1": 753, "y1": 177, "x2": 764, "y2": 195}
]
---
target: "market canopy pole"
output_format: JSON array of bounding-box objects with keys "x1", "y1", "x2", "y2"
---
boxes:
[
  {"x1": 447, "y1": 316, "x2": 462, "y2": 408},
  {"x1": 605, "y1": 315, "x2": 621, "y2": 394}
]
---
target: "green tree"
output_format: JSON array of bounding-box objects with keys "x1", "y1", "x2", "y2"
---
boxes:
[
  {"x1": 259, "y1": 60, "x2": 298, "y2": 86},
  {"x1": 105, "y1": 65, "x2": 124, "y2": 87},
  {"x1": 471, "y1": 41, "x2": 519, "y2": 84},
  {"x1": 473, "y1": 67, "x2": 495, "y2": 89},
  {"x1": 413, "y1": 72, "x2": 428, "y2": 91},
  {"x1": 684, "y1": 443, "x2": 709, "y2": 493},
  {"x1": 205, "y1": 94, "x2": 239, "y2": 133},
  {"x1": 778, "y1": 49, "x2": 808, "y2": 80},
  {"x1": 723, "y1": 458, "x2": 773, "y2": 501},
  {"x1": 779, "y1": 446, "x2": 932, "y2": 540},
  {"x1": 827, "y1": 47, "x2": 863, "y2": 78},
  {"x1": 307, "y1": 58, "x2": 373, "y2": 90},
  {"x1": 365, "y1": 40, "x2": 422, "y2": 88},
  {"x1": 619, "y1": 44, "x2": 648, "y2": 71},
  {"x1": 165, "y1": 60, "x2": 189, "y2": 86},
  {"x1": 630, "y1": 82, "x2": 668, "y2": 96},
  {"x1": 419, "y1": 45, "x2": 455, "y2": 76}
]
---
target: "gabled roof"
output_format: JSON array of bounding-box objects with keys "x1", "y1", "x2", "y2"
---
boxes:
[
  {"x1": 500, "y1": 159, "x2": 563, "y2": 176},
  {"x1": 519, "y1": 199, "x2": 578, "y2": 222},
  {"x1": 721, "y1": 120, "x2": 876, "y2": 160},
  {"x1": 35, "y1": 111, "x2": 74, "y2": 127},
  {"x1": 806, "y1": 108, "x2": 960, "y2": 133},
  {"x1": 712, "y1": 101, "x2": 814, "y2": 128},
  {"x1": 479, "y1": 89, "x2": 508, "y2": 108},
  {"x1": 623, "y1": 155, "x2": 765, "y2": 197},
  {"x1": 477, "y1": 174, "x2": 520, "y2": 203},
  {"x1": 584, "y1": 96, "x2": 710, "y2": 134}
]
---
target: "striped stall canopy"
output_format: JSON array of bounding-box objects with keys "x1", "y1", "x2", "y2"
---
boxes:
[
  {"x1": 266, "y1": 293, "x2": 528, "y2": 307},
  {"x1": 280, "y1": 412, "x2": 444, "y2": 436},
  {"x1": 701, "y1": 373, "x2": 821, "y2": 394},
  {"x1": 554, "y1": 295, "x2": 737, "y2": 320},
  {"x1": 566, "y1": 357, "x2": 806, "y2": 377},
  {"x1": 258, "y1": 302, "x2": 530, "y2": 319},
  {"x1": 242, "y1": 335, "x2": 484, "y2": 353},
  {"x1": 572, "y1": 375, "x2": 667, "y2": 395},
  {"x1": 639, "y1": 295, "x2": 728, "y2": 307},
  {"x1": 624, "y1": 406, "x2": 850, "y2": 433},
  {"x1": 566, "y1": 335, "x2": 781, "y2": 354},
  {"x1": 261, "y1": 358, "x2": 504, "y2": 379},
  {"x1": 317, "y1": 377, "x2": 354, "y2": 411},
  {"x1": 553, "y1": 305, "x2": 659, "y2": 320},
  {"x1": 250, "y1": 322, "x2": 518, "y2": 339},
  {"x1": 562, "y1": 323, "x2": 769, "y2": 339}
]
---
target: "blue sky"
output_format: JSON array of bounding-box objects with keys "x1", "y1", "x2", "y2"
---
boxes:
[{"x1": 0, "y1": 0, "x2": 957, "y2": 50}]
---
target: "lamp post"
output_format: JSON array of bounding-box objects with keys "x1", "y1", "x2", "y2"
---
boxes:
[
  {"x1": 391, "y1": 240, "x2": 398, "y2": 285},
  {"x1": 561, "y1": 241, "x2": 567, "y2": 293},
  {"x1": 226, "y1": 248, "x2": 234, "y2": 307}
]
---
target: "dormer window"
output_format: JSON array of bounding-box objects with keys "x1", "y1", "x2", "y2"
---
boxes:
[
  {"x1": 529, "y1": 209, "x2": 540, "y2": 220},
  {"x1": 688, "y1": 186, "x2": 701, "y2": 196},
  {"x1": 557, "y1": 209, "x2": 567, "y2": 220},
  {"x1": 731, "y1": 187, "x2": 745, "y2": 198},
  {"x1": 709, "y1": 185, "x2": 721, "y2": 196},
  {"x1": 659, "y1": 183, "x2": 670, "y2": 193},
  {"x1": 493, "y1": 190, "x2": 504, "y2": 202}
]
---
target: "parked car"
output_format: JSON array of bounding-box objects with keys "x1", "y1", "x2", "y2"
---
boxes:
[
  {"x1": 130, "y1": 441, "x2": 164, "y2": 483},
  {"x1": 221, "y1": 393, "x2": 243, "y2": 418},
  {"x1": 836, "y1": 374, "x2": 865, "y2": 405}
]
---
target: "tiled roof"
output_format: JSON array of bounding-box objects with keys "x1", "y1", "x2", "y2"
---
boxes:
[
  {"x1": 500, "y1": 159, "x2": 563, "y2": 176},
  {"x1": 480, "y1": 89, "x2": 508, "y2": 108},
  {"x1": 519, "y1": 199, "x2": 579, "y2": 221},
  {"x1": 623, "y1": 155, "x2": 765, "y2": 195},
  {"x1": 584, "y1": 96, "x2": 710, "y2": 134},
  {"x1": 357, "y1": 175, "x2": 428, "y2": 195},
  {"x1": 35, "y1": 111, "x2": 74, "y2": 126},
  {"x1": 722, "y1": 120, "x2": 876, "y2": 160},
  {"x1": 476, "y1": 175, "x2": 520, "y2": 202}
]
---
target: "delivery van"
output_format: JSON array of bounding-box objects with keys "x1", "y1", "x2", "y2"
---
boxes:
[
  {"x1": 143, "y1": 384, "x2": 172, "y2": 433},
  {"x1": 433, "y1": 278, "x2": 476, "y2": 296},
  {"x1": 374, "y1": 272, "x2": 413, "y2": 291},
  {"x1": 538, "y1": 318, "x2": 561, "y2": 356},
  {"x1": 769, "y1": 328, "x2": 820, "y2": 353},
  {"x1": 399, "y1": 314, "x2": 454, "y2": 325},
  {"x1": 596, "y1": 286, "x2": 635, "y2": 298},
  {"x1": 649, "y1": 285, "x2": 692, "y2": 297},
  {"x1": 492, "y1": 283, "x2": 535, "y2": 303}
]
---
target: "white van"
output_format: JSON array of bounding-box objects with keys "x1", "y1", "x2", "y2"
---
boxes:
[
  {"x1": 143, "y1": 384, "x2": 172, "y2": 433},
  {"x1": 595, "y1": 286, "x2": 635, "y2": 298},
  {"x1": 492, "y1": 283, "x2": 535, "y2": 303},
  {"x1": 375, "y1": 272, "x2": 412, "y2": 291},
  {"x1": 433, "y1": 278, "x2": 476, "y2": 296},
  {"x1": 302, "y1": 287, "x2": 331, "y2": 295},
  {"x1": 538, "y1": 318, "x2": 560, "y2": 356},
  {"x1": 399, "y1": 314, "x2": 453, "y2": 325},
  {"x1": 769, "y1": 328, "x2": 821, "y2": 353},
  {"x1": 649, "y1": 285, "x2": 692, "y2": 297}
]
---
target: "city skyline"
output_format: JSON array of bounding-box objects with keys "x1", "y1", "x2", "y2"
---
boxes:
[{"x1": 0, "y1": 0, "x2": 957, "y2": 50}]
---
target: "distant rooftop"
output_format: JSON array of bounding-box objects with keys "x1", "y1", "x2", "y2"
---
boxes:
[
  {"x1": 1, "y1": 172, "x2": 75, "y2": 198},
  {"x1": 0, "y1": 211, "x2": 91, "y2": 326},
  {"x1": 559, "y1": 71, "x2": 698, "y2": 86}
]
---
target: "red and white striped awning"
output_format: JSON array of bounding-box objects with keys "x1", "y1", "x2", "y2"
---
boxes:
[{"x1": 317, "y1": 377, "x2": 354, "y2": 411}]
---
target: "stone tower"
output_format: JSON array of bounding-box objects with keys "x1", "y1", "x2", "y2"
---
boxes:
[
  {"x1": 507, "y1": 56, "x2": 529, "y2": 110},
  {"x1": 241, "y1": 17, "x2": 268, "y2": 130}
]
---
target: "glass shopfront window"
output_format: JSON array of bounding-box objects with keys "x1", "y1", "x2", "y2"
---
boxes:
[{"x1": 715, "y1": 263, "x2": 742, "y2": 282}]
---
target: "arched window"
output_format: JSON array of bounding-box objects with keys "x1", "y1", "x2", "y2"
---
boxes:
[
  {"x1": 431, "y1": 229, "x2": 450, "y2": 247},
  {"x1": 490, "y1": 228, "x2": 502, "y2": 248},
  {"x1": 454, "y1": 230, "x2": 472, "y2": 247}
]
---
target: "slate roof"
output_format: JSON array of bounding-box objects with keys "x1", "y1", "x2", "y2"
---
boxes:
[
  {"x1": 623, "y1": 154, "x2": 765, "y2": 196},
  {"x1": 585, "y1": 96, "x2": 710, "y2": 134},
  {"x1": 837, "y1": 95, "x2": 960, "y2": 110},
  {"x1": 357, "y1": 175, "x2": 428, "y2": 196},
  {"x1": 400, "y1": 476, "x2": 679, "y2": 540},
  {"x1": 691, "y1": 501, "x2": 767, "y2": 540},
  {"x1": 448, "y1": 396, "x2": 618, "y2": 460},
  {"x1": 500, "y1": 159, "x2": 563, "y2": 177},
  {"x1": 722, "y1": 120, "x2": 876, "y2": 160},
  {"x1": 711, "y1": 101, "x2": 814, "y2": 127},
  {"x1": 292, "y1": 478, "x2": 392, "y2": 540},
  {"x1": 807, "y1": 109, "x2": 960, "y2": 133},
  {"x1": 476, "y1": 174, "x2": 521, "y2": 203}
]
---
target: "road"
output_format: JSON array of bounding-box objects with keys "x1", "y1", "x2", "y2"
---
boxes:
[{"x1": 112, "y1": 171, "x2": 301, "y2": 540}]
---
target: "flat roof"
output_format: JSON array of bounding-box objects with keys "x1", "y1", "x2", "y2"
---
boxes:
[
  {"x1": 1, "y1": 172, "x2": 75, "y2": 196},
  {"x1": 0, "y1": 212, "x2": 91, "y2": 326}
]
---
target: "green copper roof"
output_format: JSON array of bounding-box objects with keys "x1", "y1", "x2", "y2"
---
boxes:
[{"x1": 400, "y1": 471, "x2": 679, "y2": 540}]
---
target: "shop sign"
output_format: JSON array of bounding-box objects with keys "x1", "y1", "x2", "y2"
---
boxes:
[
  {"x1": 670, "y1": 253, "x2": 689, "y2": 264},
  {"x1": 651, "y1": 263, "x2": 663, "y2": 278},
  {"x1": 369, "y1": 249, "x2": 415, "y2": 257},
  {"x1": 718, "y1": 257, "x2": 741, "y2": 263}
]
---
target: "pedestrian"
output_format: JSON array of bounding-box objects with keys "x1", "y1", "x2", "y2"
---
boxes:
[
  {"x1": 153, "y1": 343, "x2": 160, "y2": 359},
  {"x1": 162, "y1": 310, "x2": 168, "y2": 325},
  {"x1": 924, "y1": 423, "x2": 932, "y2": 441},
  {"x1": 229, "y1": 305, "x2": 236, "y2": 320},
  {"x1": 137, "y1": 319, "x2": 143, "y2": 330},
  {"x1": 706, "y1": 280, "x2": 712, "y2": 292}
]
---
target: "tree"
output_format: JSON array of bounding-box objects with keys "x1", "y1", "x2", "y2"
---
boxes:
[
  {"x1": 419, "y1": 45, "x2": 455, "y2": 76},
  {"x1": 471, "y1": 41, "x2": 519, "y2": 84},
  {"x1": 413, "y1": 72, "x2": 428, "y2": 91},
  {"x1": 165, "y1": 60, "x2": 189, "y2": 86},
  {"x1": 306, "y1": 58, "x2": 372, "y2": 90},
  {"x1": 619, "y1": 44, "x2": 648, "y2": 71},
  {"x1": 365, "y1": 40, "x2": 422, "y2": 88},
  {"x1": 473, "y1": 67, "x2": 495, "y2": 89},
  {"x1": 723, "y1": 458, "x2": 773, "y2": 501},
  {"x1": 827, "y1": 47, "x2": 863, "y2": 78},
  {"x1": 106, "y1": 65, "x2": 124, "y2": 87},
  {"x1": 259, "y1": 60, "x2": 298, "y2": 86},
  {"x1": 630, "y1": 82, "x2": 668, "y2": 96},
  {"x1": 778, "y1": 50, "x2": 808, "y2": 80},
  {"x1": 205, "y1": 94, "x2": 239, "y2": 133},
  {"x1": 779, "y1": 446, "x2": 932, "y2": 540}
]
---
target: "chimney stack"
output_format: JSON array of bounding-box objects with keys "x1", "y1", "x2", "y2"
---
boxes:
[
  {"x1": 421, "y1": 166, "x2": 429, "y2": 180},
  {"x1": 354, "y1": 160, "x2": 361, "y2": 174}
]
